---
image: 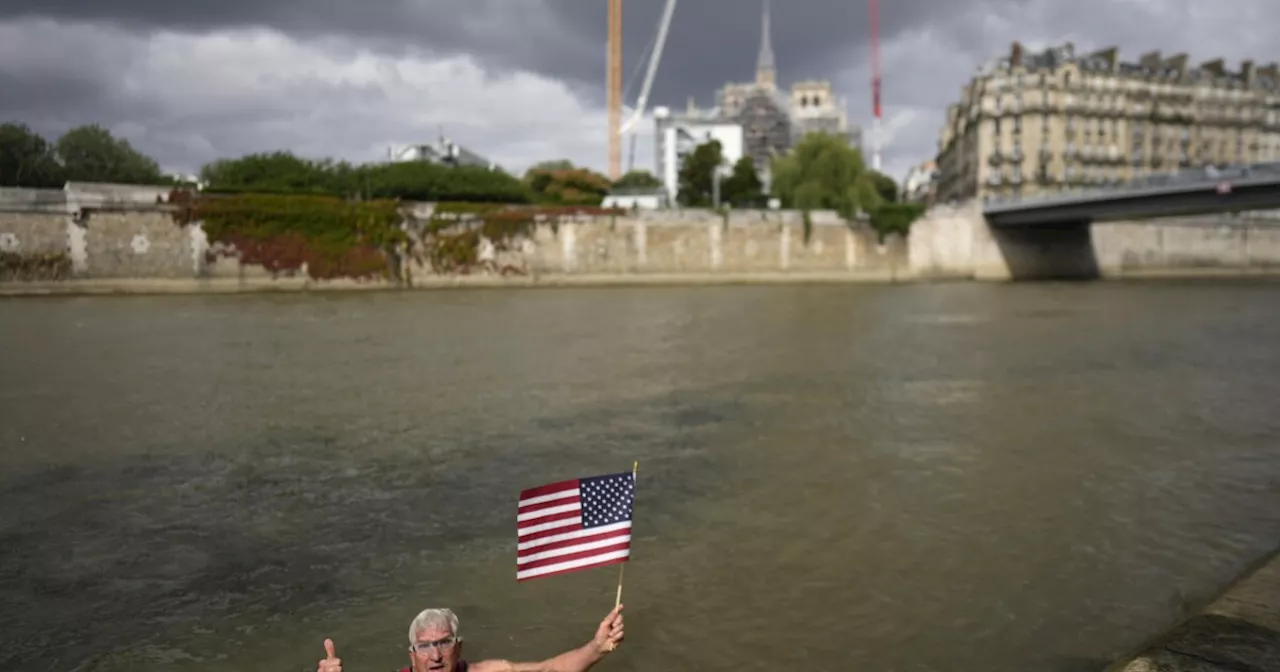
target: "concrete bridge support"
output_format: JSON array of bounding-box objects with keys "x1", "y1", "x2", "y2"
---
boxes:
[
  {"x1": 908, "y1": 201, "x2": 1097, "y2": 281},
  {"x1": 908, "y1": 201, "x2": 1280, "y2": 281}
]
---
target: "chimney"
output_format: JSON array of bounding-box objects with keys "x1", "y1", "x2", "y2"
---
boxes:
[{"x1": 1010, "y1": 41, "x2": 1024, "y2": 67}]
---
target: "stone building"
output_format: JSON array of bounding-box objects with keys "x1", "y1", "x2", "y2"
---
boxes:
[
  {"x1": 934, "y1": 42, "x2": 1280, "y2": 203},
  {"x1": 712, "y1": 0, "x2": 861, "y2": 185},
  {"x1": 790, "y1": 80, "x2": 860, "y2": 151},
  {"x1": 902, "y1": 160, "x2": 938, "y2": 204}
]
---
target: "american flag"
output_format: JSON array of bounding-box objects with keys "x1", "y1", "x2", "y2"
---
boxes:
[{"x1": 516, "y1": 471, "x2": 635, "y2": 581}]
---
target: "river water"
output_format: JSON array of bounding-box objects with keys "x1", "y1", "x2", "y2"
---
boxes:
[{"x1": 2, "y1": 282, "x2": 1280, "y2": 672}]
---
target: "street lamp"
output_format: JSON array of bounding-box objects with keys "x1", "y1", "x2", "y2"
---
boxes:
[{"x1": 711, "y1": 162, "x2": 731, "y2": 208}]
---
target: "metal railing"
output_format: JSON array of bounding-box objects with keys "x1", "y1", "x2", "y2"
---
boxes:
[{"x1": 986, "y1": 160, "x2": 1280, "y2": 207}]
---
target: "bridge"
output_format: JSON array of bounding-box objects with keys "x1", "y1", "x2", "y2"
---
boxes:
[{"x1": 982, "y1": 162, "x2": 1280, "y2": 228}]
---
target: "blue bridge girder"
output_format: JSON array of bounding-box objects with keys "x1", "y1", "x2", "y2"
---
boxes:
[{"x1": 982, "y1": 161, "x2": 1280, "y2": 228}]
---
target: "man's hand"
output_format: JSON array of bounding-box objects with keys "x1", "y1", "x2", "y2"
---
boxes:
[
  {"x1": 593, "y1": 604, "x2": 625, "y2": 654},
  {"x1": 317, "y1": 638, "x2": 342, "y2": 672}
]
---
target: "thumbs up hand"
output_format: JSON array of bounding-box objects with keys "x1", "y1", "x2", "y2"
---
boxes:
[{"x1": 318, "y1": 638, "x2": 342, "y2": 672}]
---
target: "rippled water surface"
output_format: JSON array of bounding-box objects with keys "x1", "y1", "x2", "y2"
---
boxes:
[{"x1": 2, "y1": 282, "x2": 1280, "y2": 672}]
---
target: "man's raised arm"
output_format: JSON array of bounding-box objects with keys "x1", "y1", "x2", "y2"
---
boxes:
[{"x1": 473, "y1": 605, "x2": 625, "y2": 672}]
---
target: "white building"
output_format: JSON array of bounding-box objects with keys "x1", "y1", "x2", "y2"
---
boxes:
[
  {"x1": 387, "y1": 137, "x2": 498, "y2": 170},
  {"x1": 653, "y1": 105, "x2": 745, "y2": 204},
  {"x1": 902, "y1": 160, "x2": 938, "y2": 204},
  {"x1": 602, "y1": 187, "x2": 670, "y2": 210}
]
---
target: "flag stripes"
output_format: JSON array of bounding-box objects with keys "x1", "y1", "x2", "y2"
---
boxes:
[{"x1": 516, "y1": 472, "x2": 635, "y2": 582}]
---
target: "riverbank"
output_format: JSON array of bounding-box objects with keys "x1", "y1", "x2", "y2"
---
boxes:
[
  {"x1": 0, "y1": 271, "x2": 915, "y2": 296},
  {"x1": 7, "y1": 267, "x2": 1280, "y2": 297},
  {"x1": 1108, "y1": 547, "x2": 1280, "y2": 671}
]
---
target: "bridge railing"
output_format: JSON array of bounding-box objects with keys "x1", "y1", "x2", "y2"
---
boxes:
[{"x1": 986, "y1": 160, "x2": 1280, "y2": 207}]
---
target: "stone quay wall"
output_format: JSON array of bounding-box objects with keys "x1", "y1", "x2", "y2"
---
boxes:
[{"x1": 0, "y1": 184, "x2": 907, "y2": 294}]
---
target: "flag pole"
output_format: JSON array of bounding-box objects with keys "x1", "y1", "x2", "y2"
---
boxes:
[
  {"x1": 606, "y1": 461, "x2": 637, "y2": 652},
  {"x1": 614, "y1": 460, "x2": 637, "y2": 609}
]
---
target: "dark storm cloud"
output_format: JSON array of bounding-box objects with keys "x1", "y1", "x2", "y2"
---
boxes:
[
  {"x1": 0, "y1": 0, "x2": 1027, "y2": 108},
  {"x1": 2, "y1": 0, "x2": 1276, "y2": 179}
]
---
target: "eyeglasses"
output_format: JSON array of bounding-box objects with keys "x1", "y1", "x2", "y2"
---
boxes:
[{"x1": 409, "y1": 636, "x2": 459, "y2": 655}]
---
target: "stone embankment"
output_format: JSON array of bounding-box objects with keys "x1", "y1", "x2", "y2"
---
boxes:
[
  {"x1": 0, "y1": 183, "x2": 909, "y2": 294},
  {"x1": 1108, "y1": 549, "x2": 1280, "y2": 672},
  {"x1": 4, "y1": 182, "x2": 1280, "y2": 294}
]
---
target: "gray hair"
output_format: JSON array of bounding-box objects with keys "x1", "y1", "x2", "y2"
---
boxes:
[{"x1": 408, "y1": 608, "x2": 460, "y2": 644}]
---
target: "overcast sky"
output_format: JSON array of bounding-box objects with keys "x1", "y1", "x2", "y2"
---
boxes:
[{"x1": 0, "y1": 1, "x2": 1274, "y2": 181}]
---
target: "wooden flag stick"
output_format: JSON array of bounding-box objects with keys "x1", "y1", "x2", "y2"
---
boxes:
[{"x1": 608, "y1": 461, "x2": 638, "y2": 651}]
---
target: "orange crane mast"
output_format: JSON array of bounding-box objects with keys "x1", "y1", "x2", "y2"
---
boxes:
[{"x1": 607, "y1": 0, "x2": 623, "y2": 180}]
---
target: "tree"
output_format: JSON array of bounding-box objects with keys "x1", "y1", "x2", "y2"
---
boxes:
[
  {"x1": 0, "y1": 122, "x2": 64, "y2": 188},
  {"x1": 677, "y1": 140, "x2": 724, "y2": 207},
  {"x1": 613, "y1": 170, "x2": 662, "y2": 190},
  {"x1": 720, "y1": 156, "x2": 765, "y2": 207},
  {"x1": 769, "y1": 132, "x2": 882, "y2": 219},
  {"x1": 867, "y1": 169, "x2": 899, "y2": 203},
  {"x1": 200, "y1": 152, "x2": 533, "y2": 203},
  {"x1": 367, "y1": 162, "x2": 532, "y2": 203},
  {"x1": 525, "y1": 159, "x2": 575, "y2": 175},
  {"x1": 524, "y1": 165, "x2": 611, "y2": 205},
  {"x1": 201, "y1": 151, "x2": 354, "y2": 194},
  {"x1": 56, "y1": 125, "x2": 163, "y2": 185}
]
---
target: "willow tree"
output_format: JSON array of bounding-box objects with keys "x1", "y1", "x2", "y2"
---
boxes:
[{"x1": 769, "y1": 132, "x2": 882, "y2": 219}]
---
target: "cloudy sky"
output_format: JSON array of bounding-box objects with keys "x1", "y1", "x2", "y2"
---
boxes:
[{"x1": 0, "y1": 1, "x2": 1274, "y2": 182}]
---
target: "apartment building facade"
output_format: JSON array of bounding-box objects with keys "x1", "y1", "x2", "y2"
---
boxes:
[{"x1": 934, "y1": 42, "x2": 1280, "y2": 203}]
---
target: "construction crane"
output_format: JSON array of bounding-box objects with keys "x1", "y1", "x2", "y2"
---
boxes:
[
  {"x1": 607, "y1": 0, "x2": 623, "y2": 180},
  {"x1": 621, "y1": 0, "x2": 678, "y2": 173},
  {"x1": 868, "y1": 0, "x2": 882, "y2": 172}
]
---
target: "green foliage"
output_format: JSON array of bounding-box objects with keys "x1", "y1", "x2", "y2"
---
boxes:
[
  {"x1": 770, "y1": 132, "x2": 882, "y2": 219},
  {"x1": 526, "y1": 159, "x2": 576, "y2": 173},
  {"x1": 171, "y1": 192, "x2": 409, "y2": 280},
  {"x1": 201, "y1": 152, "x2": 532, "y2": 203},
  {"x1": 0, "y1": 123, "x2": 65, "y2": 188},
  {"x1": 677, "y1": 140, "x2": 724, "y2": 207},
  {"x1": 868, "y1": 202, "x2": 926, "y2": 240},
  {"x1": 867, "y1": 169, "x2": 900, "y2": 203},
  {"x1": 57, "y1": 124, "x2": 164, "y2": 184},
  {"x1": 421, "y1": 203, "x2": 622, "y2": 274},
  {"x1": 523, "y1": 166, "x2": 610, "y2": 206},
  {"x1": 721, "y1": 156, "x2": 765, "y2": 207},
  {"x1": 200, "y1": 152, "x2": 356, "y2": 195},
  {"x1": 0, "y1": 251, "x2": 72, "y2": 281},
  {"x1": 366, "y1": 162, "x2": 531, "y2": 203},
  {"x1": 613, "y1": 170, "x2": 662, "y2": 190}
]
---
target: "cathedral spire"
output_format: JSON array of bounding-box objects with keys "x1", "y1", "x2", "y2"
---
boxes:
[{"x1": 755, "y1": 0, "x2": 776, "y2": 90}]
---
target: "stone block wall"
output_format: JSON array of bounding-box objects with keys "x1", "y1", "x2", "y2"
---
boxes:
[
  {"x1": 907, "y1": 200, "x2": 1280, "y2": 280},
  {"x1": 82, "y1": 210, "x2": 198, "y2": 278},
  {"x1": 405, "y1": 217, "x2": 901, "y2": 279},
  {"x1": 0, "y1": 185, "x2": 898, "y2": 285},
  {"x1": 1094, "y1": 215, "x2": 1280, "y2": 274}
]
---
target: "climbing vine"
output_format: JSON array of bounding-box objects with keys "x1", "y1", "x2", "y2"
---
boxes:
[
  {"x1": 0, "y1": 251, "x2": 71, "y2": 281},
  {"x1": 169, "y1": 190, "x2": 409, "y2": 280},
  {"x1": 420, "y1": 203, "x2": 623, "y2": 275}
]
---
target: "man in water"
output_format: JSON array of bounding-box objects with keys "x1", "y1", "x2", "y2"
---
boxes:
[{"x1": 317, "y1": 604, "x2": 624, "y2": 672}]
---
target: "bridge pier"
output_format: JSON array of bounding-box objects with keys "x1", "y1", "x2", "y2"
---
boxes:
[
  {"x1": 908, "y1": 201, "x2": 1280, "y2": 281},
  {"x1": 985, "y1": 223, "x2": 1100, "y2": 280},
  {"x1": 908, "y1": 201, "x2": 1100, "y2": 281}
]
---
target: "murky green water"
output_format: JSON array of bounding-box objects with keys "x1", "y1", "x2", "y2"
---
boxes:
[{"x1": 2, "y1": 282, "x2": 1280, "y2": 672}]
